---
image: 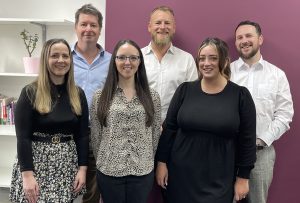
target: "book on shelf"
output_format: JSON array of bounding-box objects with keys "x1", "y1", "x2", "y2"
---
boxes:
[{"x1": 0, "y1": 94, "x2": 16, "y2": 125}]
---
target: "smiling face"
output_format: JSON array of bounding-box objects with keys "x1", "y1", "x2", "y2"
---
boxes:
[
  {"x1": 235, "y1": 24, "x2": 263, "y2": 60},
  {"x1": 148, "y1": 10, "x2": 176, "y2": 47},
  {"x1": 75, "y1": 13, "x2": 101, "y2": 46},
  {"x1": 198, "y1": 45, "x2": 222, "y2": 80},
  {"x1": 48, "y1": 42, "x2": 71, "y2": 84},
  {"x1": 115, "y1": 43, "x2": 140, "y2": 82}
]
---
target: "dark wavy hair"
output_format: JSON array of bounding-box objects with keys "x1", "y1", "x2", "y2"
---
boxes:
[
  {"x1": 235, "y1": 20, "x2": 262, "y2": 36},
  {"x1": 97, "y1": 39, "x2": 155, "y2": 127},
  {"x1": 196, "y1": 37, "x2": 231, "y2": 80}
]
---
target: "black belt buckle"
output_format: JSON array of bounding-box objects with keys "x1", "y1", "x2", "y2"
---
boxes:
[{"x1": 51, "y1": 135, "x2": 60, "y2": 144}]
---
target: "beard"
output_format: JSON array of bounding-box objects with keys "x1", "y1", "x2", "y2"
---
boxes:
[
  {"x1": 238, "y1": 43, "x2": 260, "y2": 60},
  {"x1": 151, "y1": 33, "x2": 173, "y2": 47}
]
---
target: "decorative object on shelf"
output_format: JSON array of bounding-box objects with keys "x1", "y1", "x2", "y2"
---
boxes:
[
  {"x1": 20, "y1": 29, "x2": 40, "y2": 74},
  {"x1": 0, "y1": 94, "x2": 16, "y2": 125}
]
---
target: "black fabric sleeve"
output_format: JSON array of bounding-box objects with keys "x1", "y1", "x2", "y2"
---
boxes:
[
  {"x1": 74, "y1": 87, "x2": 89, "y2": 166},
  {"x1": 236, "y1": 86, "x2": 257, "y2": 179},
  {"x1": 15, "y1": 85, "x2": 35, "y2": 172},
  {"x1": 156, "y1": 82, "x2": 187, "y2": 163}
]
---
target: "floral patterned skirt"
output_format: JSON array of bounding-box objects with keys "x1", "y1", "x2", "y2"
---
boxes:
[{"x1": 9, "y1": 133, "x2": 85, "y2": 203}]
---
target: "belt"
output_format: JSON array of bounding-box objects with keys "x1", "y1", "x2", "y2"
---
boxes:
[{"x1": 32, "y1": 135, "x2": 73, "y2": 144}]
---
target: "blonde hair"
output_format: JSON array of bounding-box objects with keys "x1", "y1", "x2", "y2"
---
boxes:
[
  {"x1": 34, "y1": 39, "x2": 82, "y2": 115},
  {"x1": 150, "y1": 5, "x2": 175, "y2": 17}
]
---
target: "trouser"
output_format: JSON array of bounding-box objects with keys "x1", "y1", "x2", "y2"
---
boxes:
[
  {"x1": 97, "y1": 170, "x2": 154, "y2": 203},
  {"x1": 248, "y1": 145, "x2": 276, "y2": 203},
  {"x1": 81, "y1": 152, "x2": 101, "y2": 203}
]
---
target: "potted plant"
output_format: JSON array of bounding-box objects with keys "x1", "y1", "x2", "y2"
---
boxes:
[{"x1": 20, "y1": 29, "x2": 40, "y2": 74}]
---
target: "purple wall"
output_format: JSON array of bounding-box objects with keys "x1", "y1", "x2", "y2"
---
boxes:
[{"x1": 106, "y1": 0, "x2": 299, "y2": 202}]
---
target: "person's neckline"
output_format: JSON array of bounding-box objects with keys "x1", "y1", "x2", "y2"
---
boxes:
[{"x1": 199, "y1": 79, "x2": 229, "y2": 95}]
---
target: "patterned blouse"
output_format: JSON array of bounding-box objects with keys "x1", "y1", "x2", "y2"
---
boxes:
[{"x1": 90, "y1": 87, "x2": 161, "y2": 177}]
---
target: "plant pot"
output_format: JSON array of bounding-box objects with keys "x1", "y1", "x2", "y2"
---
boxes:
[{"x1": 23, "y1": 57, "x2": 40, "y2": 74}]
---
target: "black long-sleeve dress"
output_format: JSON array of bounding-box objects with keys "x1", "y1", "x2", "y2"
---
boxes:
[
  {"x1": 9, "y1": 83, "x2": 89, "y2": 203},
  {"x1": 156, "y1": 80, "x2": 256, "y2": 203}
]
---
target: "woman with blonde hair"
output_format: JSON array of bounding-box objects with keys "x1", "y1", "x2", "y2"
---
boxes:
[{"x1": 9, "y1": 38, "x2": 89, "y2": 203}]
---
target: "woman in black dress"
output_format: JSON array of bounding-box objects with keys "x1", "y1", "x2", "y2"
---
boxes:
[
  {"x1": 156, "y1": 37, "x2": 256, "y2": 203},
  {"x1": 9, "y1": 39, "x2": 89, "y2": 203}
]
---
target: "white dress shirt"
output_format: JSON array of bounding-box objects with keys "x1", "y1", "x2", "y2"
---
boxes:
[
  {"x1": 230, "y1": 57, "x2": 294, "y2": 146},
  {"x1": 142, "y1": 43, "x2": 198, "y2": 121}
]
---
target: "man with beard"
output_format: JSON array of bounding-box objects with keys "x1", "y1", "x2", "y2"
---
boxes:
[
  {"x1": 72, "y1": 4, "x2": 111, "y2": 203},
  {"x1": 230, "y1": 20, "x2": 294, "y2": 203},
  {"x1": 141, "y1": 6, "x2": 198, "y2": 203},
  {"x1": 142, "y1": 6, "x2": 198, "y2": 122}
]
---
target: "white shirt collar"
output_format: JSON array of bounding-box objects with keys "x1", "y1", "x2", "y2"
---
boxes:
[
  {"x1": 144, "y1": 42, "x2": 175, "y2": 55},
  {"x1": 237, "y1": 56, "x2": 264, "y2": 71}
]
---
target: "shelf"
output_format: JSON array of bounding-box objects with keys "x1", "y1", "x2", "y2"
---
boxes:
[
  {"x1": 0, "y1": 18, "x2": 74, "y2": 25},
  {"x1": 0, "y1": 72, "x2": 38, "y2": 77},
  {"x1": 0, "y1": 18, "x2": 74, "y2": 43},
  {"x1": 0, "y1": 166, "x2": 12, "y2": 187},
  {"x1": 0, "y1": 125, "x2": 16, "y2": 136}
]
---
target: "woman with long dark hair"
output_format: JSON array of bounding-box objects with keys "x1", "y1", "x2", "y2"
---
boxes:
[{"x1": 90, "y1": 39, "x2": 161, "y2": 203}]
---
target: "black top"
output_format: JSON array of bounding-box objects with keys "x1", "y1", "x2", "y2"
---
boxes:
[
  {"x1": 15, "y1": 83, "x2": 89, "y2": 172},
  {"x1": 156, "y1": 80, "x2": 256, "y2": 202}
]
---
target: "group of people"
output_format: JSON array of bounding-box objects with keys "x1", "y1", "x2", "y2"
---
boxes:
[{"x1": 9, "y1": 4, "x2": 293, "y2": 203}]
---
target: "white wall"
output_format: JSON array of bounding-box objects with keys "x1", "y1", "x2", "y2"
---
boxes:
[{"x1": 0, "y1": 0, "x2": 106, "y2": 73}]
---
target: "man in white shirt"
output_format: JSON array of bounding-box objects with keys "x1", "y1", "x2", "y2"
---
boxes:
[
  {"x1": 142, "y1": 6, "x2": 198, "y2": 122},
  {"x1": 141, "y1": 6, "x2": 198, "y2": 203},
  {"x1": 230, "y1": 20, "x2": 294, "y2": 203}
]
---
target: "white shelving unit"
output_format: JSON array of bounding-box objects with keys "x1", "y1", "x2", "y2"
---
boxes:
[
  {"x1": 0, "y1": 72, "x2": 38, "y2": 77},
  {"x1": 0, "y1": 18, "x2": 73, "y2": 188},
  {"x1": 0, "y1": 18, "x2": 74, "y2": 43},
  {"x1": 0, "y1": 125, "x2": 15, "y2": 136},
  {"x1": 0, "y1": 128, "x2": 16, "y2": 187},
  {"x1": 0, "y1": 18, "x2": 74, "y2": 25}
]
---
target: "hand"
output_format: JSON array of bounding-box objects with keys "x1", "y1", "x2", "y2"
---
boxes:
[
  {"x1": 256, "y1": 138, "x2": 267, "y2": 146},
  {"x1": 234, "y1": 177, "x2": 249, "y2": 201},
  {"x1": 22, "y1": 171, "x2": 39, "y2": 203},
  {"x1": 156, "y1": 162, "x2": 168, "y2": 189},
  {"x1": 73, "y1": 166, "x2": 87, "y2": 193}
]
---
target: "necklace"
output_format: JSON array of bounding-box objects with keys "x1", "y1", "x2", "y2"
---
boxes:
[{"x1": 56, "y1": 85, "x2": 64, "y2": 99}]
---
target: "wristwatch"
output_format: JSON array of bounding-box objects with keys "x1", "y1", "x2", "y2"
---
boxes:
[
  {"x1": 256, "y1": 145, "x2": 265, "y2": 150},
  {"x1": 256, "y1": 138, "x2": 266, "y2": 150}
]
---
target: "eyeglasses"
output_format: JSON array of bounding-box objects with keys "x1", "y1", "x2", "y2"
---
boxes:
[{"x1": 115, "y1": 55, "x2": 140, "y2": 63}]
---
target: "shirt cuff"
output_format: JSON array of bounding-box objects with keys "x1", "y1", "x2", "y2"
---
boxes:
[{"x1": 257, "y1": 134, "x2": 273, "y2": 147}]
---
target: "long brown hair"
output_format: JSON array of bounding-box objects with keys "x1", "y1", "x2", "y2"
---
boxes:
[
  {"x1": 97, "y1": 39, "x2": 154, "y2": 127},
  {"x1": 196, "y1": 37, "x2": 231, "y2": 80}
]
